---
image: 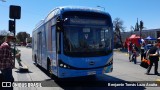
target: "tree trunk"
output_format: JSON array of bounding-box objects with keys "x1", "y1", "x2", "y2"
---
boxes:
[
  {"x1": 119, "y1": 31, "x2": 124, "y2": 49},
  {"x1": 115, "y1": 28, "x2": 124, "y2": 49}
]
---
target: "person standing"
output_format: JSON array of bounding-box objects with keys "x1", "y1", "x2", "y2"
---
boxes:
[
  {"x1": 140, "y1": 42, "x2": 146, "y2": 61},
  {"x1": 0, "y1": 36, "x2": 14, "y2": 90},
  {"x1": 131, "y1": 44, "x2": 138, "y2": 64},
  {"x1": 128, "y1": 41, "x2": 133, "y2": 62},
  {"x1": 146, "y1": 43, "x2": 160, "y2": 76}
]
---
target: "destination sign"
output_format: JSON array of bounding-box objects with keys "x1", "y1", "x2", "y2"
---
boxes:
[{"x1": 69, "y1": 18, "x2": 106, "y2": 25}]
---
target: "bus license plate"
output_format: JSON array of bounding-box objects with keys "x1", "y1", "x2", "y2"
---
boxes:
[{"x1": 87, "y1": 71, "x2": 96, "y2": 75}]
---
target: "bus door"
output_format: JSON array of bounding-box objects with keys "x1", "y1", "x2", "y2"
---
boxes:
[
  {"x1": 37, "y1": 32, "x2": 42, "y2": 65},
  {"x1": 51, "y1": 26, "x2": 58, "y2": 74},
  {"x1": 55, "y1": 19, "x2": 62, "y2": 76}
]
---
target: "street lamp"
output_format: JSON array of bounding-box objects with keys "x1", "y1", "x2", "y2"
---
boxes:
[{"x1": 97, "y1": 5, "x2": 105, "y2": 11}]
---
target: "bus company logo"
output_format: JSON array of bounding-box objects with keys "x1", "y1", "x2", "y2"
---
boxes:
[{"x1": 2, "y1": 82, "x2": 11, "y2": 87}]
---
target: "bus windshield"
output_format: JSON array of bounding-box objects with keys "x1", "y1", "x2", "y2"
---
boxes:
[{"x1": 63, "y1": 26, "x2": 113, "y2": 57}]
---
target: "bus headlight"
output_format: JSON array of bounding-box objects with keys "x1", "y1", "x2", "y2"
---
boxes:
[
  {"x1": 64, "y1": 65, "x2": 67, "y2": 68},
  {"x1": 59, "y1": 59, "x2": 70, "y2": 69},
  {"x1": 60, "y1": 64, "x2": 63, "y2": 67}
]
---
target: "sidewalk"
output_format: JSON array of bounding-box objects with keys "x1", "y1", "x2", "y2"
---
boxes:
[
  {"x1": 0, "y1": 58, "x2": 27, "y2": 79},
  {"x1": 12, "y1": 57, "x2": 60, "y2": 90},
  {"x1": 13, "y1": 58, "x2": 29, "y2": 81},
  {"x1": 0, "y1": 59, "x2": 29, "y2": 90}
]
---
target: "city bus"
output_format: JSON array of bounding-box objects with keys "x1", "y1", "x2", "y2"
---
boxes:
[{"x1": 32, "y1": 6, "x2": 113, "y2": 78}]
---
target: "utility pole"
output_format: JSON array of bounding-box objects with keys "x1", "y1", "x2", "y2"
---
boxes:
[
  {"x1": 140, "y1": 20, "x2": 143, "y2": 39},
  {"x1": 9, "y1": 5, "x2": 21, "y2": 67},
  {"x1": 136, "y1": 18, "x2": 139, "y2": 31}
]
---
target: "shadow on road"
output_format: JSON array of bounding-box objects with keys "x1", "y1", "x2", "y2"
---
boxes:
[
  {"x1": 14, "y1": 69, "x2": 32, "y2": 73},
  {"x1": 34, "y1": 63, "x2": 146, "y2": 90},
  {"x1": 54, "y1": 75, "x2": 146, "y2": 90}
]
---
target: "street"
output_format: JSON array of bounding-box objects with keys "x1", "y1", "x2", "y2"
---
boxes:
[
  {"x1": 12, "y1": 47, "x2": 160, "y2": 90},
  {"x1": 1, "y1": 1, "x2": 160, "y2": 90}
]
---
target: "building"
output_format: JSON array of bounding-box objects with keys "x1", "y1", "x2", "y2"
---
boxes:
[
  {"x1": 114, "y1": 28, "x2": 160, "y2": 48},
  {"x1": 121, "y1": 28, "x2": 160, "y2": 42}
]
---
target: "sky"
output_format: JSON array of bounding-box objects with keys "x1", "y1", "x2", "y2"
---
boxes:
[{"x1": 0, "y1": 0, "x2": 160, "y2": 36}]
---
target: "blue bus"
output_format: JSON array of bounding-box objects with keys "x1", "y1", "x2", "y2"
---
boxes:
[{"x1": 32, "y1": 6, "x2": 113, "y2": 78}]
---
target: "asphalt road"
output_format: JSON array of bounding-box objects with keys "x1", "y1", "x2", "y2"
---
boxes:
[{"x1": 11, "y1": 47, "x2": 160, "y2": 90}]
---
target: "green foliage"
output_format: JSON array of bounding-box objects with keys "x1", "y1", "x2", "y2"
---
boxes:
[{"x1": 16, "y1": 32, "x2": 30, "y2": 43}]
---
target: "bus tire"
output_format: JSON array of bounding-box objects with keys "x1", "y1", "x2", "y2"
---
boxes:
[
  {"x1": 47, "y1": 58, "x2": 52, "y2": 77},
  {"x1": 34, "y1": 55, "x2": 38, "y2": 66}
]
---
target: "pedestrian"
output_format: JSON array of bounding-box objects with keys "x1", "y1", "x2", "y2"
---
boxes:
[
  {"x1": 146, "y1": 43, "x2": 160, "y2": 76},
  {"x1": 140, "y1": 42, "x2": 146, "y2": 61},
  {"x1": 0, "y1": 35, "x2": 14, "y2": 90},
  {"x1": 131, "y1": 44, "x2": 139, "y2": 64},
  {"x1": 128, "y1": 41, "x2": 133, "y2": 62}
]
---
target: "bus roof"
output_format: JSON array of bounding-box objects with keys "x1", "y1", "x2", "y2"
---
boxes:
[
  {"x1": 33, "y1": 6, "x2": 111, "y2": 31},
  {"x1": 45, "y1": 6, "x2": 111, "y2": 23}
]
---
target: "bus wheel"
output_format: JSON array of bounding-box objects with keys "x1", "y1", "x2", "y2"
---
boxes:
[
  {"x1": 47, "y1": 59, "x2": 52, "y2": 77},
  {"x1": 34, "y1": 55, "x2": 38, "y2": 66}
]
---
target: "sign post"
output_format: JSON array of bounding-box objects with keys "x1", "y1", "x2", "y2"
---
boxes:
[{"x1": 9, "y1": 5, "x2": 21, "y2": 67}]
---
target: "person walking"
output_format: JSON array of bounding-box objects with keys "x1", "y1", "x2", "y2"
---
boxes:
[
  {"x1": 0, "y1": 36, "x2": 14, "y2": 90},
  {"x1": 146, "y1": 43, "x2": 160, "y2": 76}
]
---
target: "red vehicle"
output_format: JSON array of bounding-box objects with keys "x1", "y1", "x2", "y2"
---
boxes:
[{"x1": 20, "y1": 42, "x2": 26, "y2": 46}]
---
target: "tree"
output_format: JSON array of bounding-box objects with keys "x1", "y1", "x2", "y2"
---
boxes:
[
  {"x1": 16, "y1": 32, "x2": 30, "y2": 43},
  {"x1": 0, "y1": 30, "x2": 9, "y2": 36},
  {"x1": 130, "y1": 26, "x2": 135, "y2": 35},
  {"x1": 113, "y1": 18, "x2": 125, "y2": 48},
  {"x1": 26, "y1": 37, "x2": 32, "y2": 43}
]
